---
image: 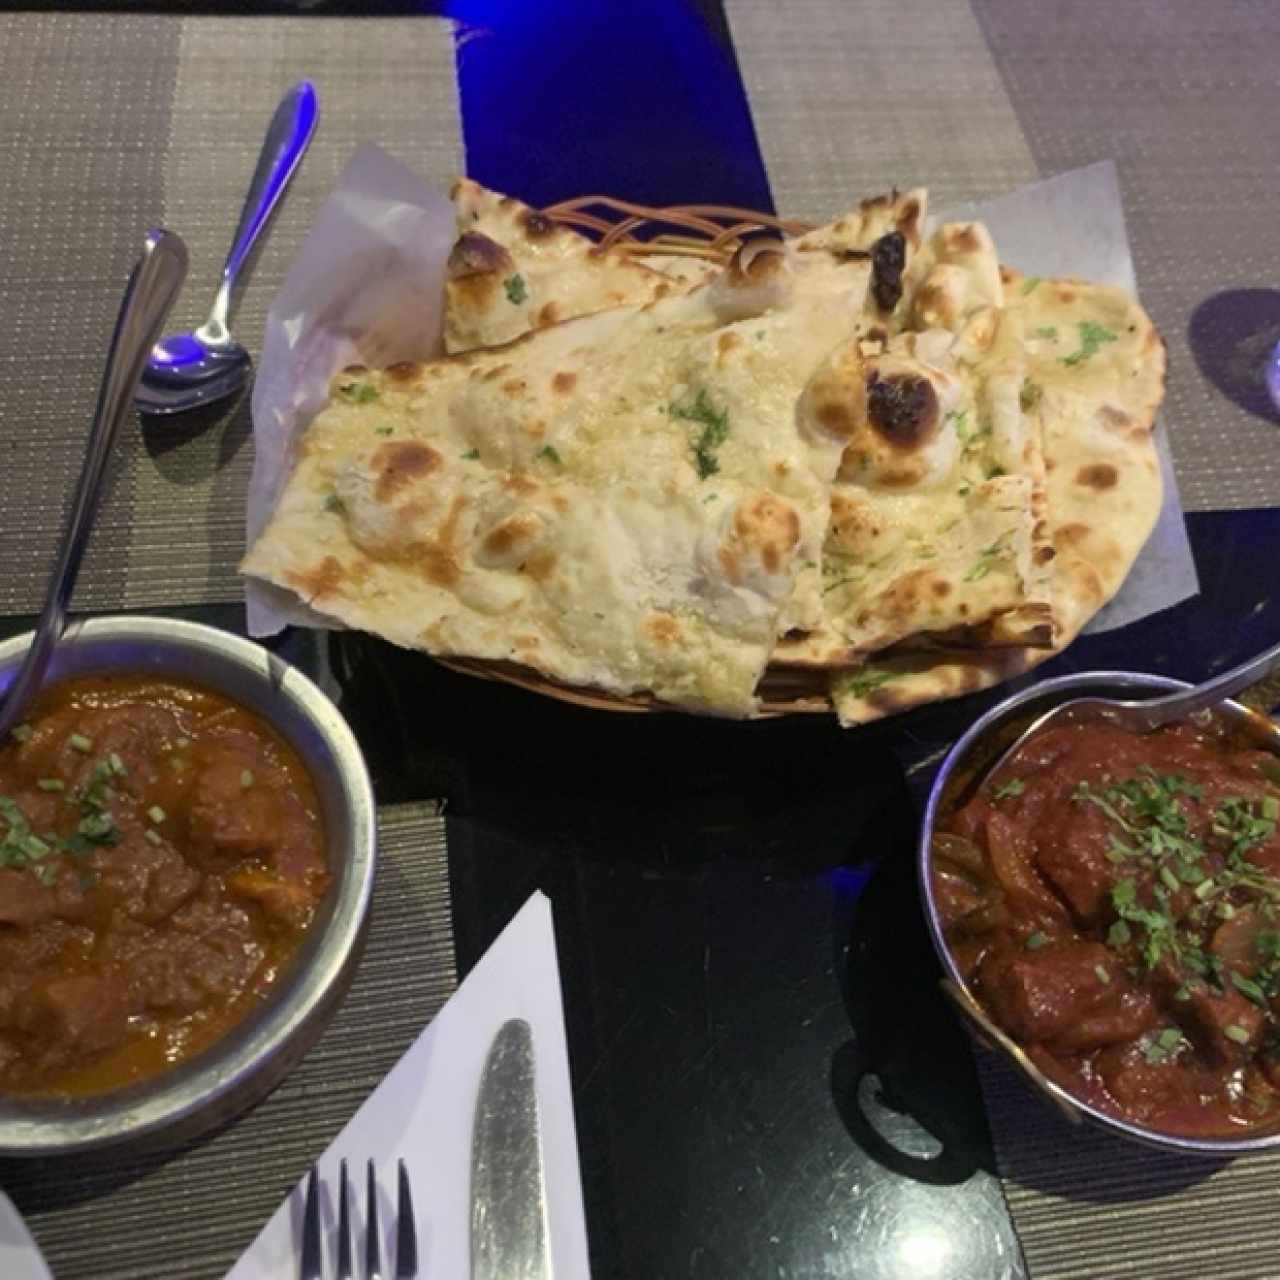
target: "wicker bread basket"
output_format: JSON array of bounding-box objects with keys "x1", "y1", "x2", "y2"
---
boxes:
[{"x1": 436, "y1": 197, "x2": 846, "y2": 717}]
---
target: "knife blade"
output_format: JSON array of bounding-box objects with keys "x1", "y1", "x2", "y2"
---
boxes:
[{"x1": 470, "y1": 1018, "x2": 552, "y2": 1280}]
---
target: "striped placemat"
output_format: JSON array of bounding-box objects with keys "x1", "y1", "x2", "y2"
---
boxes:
[
  {"x1": 0, "y1": 11, "x2": 462, "y2": 618},
  {"x1": 977, "y1": 1053, "x2": 1280, "y2": 1280},
  {"x1": 0, "y1": 801, "x2": 454, "y2": 1280}
]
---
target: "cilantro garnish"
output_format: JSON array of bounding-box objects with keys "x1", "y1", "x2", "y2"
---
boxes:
[
  {"x1": 1033, "y1": 326, "x2": 1058, "y2": 340},
  {"x1": 323, "y1": 493, "x2": 347, "y2": 516},
  {"x1": 1025, "y1": 931, "x2": 1050, "y2": 951},
  {"x1": 1233, "y1": 971, "x2": 1270, "y2": 1008},
  {"x1": 537, "y1": 444, "x2": 562, "y2": 465},
  {"x1": 964, "y1": 534, "x2": 1011, "y2": 582},
  {"x1": 837, "y1": 668, "x2": 896, "y2": 699},
  {"x1": 1061, "y1": 320, "x2": 1119, "y2": 367},
  {"x1": 340, "y1": 382, "x2": 380, "y2": 404},
  {"x1": 669, "y1": 389, "x2": 730, "y2": 480},
  {"x1": 462, "y1": 448, "x2": 480, "y2": 460},
  {"x1": 992, "y1": 779, "x2": 1026, "y2": 801},
  {"x1": 504, "y1": 274, "x2": 528, "y2": 305},
  {"x1": 1144, "y1": 1027, "x2": 1185, "y2": 1064},
  {"x1": 1020, "y1": 277, "x2": 1042, "y2": 296}
]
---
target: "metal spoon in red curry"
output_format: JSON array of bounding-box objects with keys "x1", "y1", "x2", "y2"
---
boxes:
[{"x1": 934, "y1": 717, "x2": 1280, "y2": 1137}]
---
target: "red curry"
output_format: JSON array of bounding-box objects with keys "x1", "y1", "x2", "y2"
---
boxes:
[
  {"x1": 934, "y1": 718, "x2": 1280, "y2": 1137},
  {"x1": 0, "y1": 674, "x2": 328, "y2": 1096}
]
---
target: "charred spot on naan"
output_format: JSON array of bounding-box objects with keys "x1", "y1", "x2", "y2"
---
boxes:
[
  {"x1": 734, "y1": 493, "x2": 801, "y2": 573},
  {"x1": 714, "y1": 493, "x2": 802, "y2": 590},
  {"x1": 644, "y1": 613, "x2": 683, "y2": 647},
  {"x1": 798, "y1": 342, "x2": 866, "y2": 445},
  {"x1": 519, "y1": 209, "x2": 557, "y2": 240},
  {"x1": 372, "y1": 441, "x2": 443, "y2": 503},
  {"x1": 1076, "y1": 463, "x2": 1119, "y2": 490},
  {"x1": 865, "y1": 371, "x2": 939, "y2": 449},
  {"x1": 447, "y1": 232, "x2": 515, "y2": 279},
  {"x1": 285, "y1": 556, "x2": 345, "y2": 603},
  {"x1": 418, "y1": 495, "x2": 468, "y2": 588},
  {"x1": 870, "y1": 231, "x2": 906, "y2": 312},
  {"x1": 283, "y1": 554, "x2": 374, "y2": 607},
  {"x1": 385, "y1": 361, "x2": 421, "y2": 385},
  {"x1": 478, "y1": 510, "x2": 545, "y2": 568},
  {"x1": 895, "y1": 193, "x2": 925, "y2": 246}
]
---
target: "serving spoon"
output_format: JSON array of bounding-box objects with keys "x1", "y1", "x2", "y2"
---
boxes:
[
  {"x1": 988, "y1": 633, "x2": 1280, "y2": 781},
  {"x1": 134, "y1": 81, "x2": 317, "y2": 416},
  {"x1": 0, "y1": 230, "x2": 188, "y2": 740}
]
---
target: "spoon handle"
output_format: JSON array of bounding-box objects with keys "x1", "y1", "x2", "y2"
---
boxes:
[
  {"x1": 205, "y1": 80, "x2": 318, "y2": 342},
  {"x1": 1136, "y1": 634, "x2": 1280, "y2": 730},
  {"x1": 0, "y1": 230, "x2": 188, "y2": 738}
]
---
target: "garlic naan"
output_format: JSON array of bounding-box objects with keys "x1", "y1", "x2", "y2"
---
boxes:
[
  {"x1": 778, "y1": 217, "x2": 1056, "y2": 666},
  {"x1": 444, "y1": 178, "x2": 711, "y2": 353},
  {"x1": 244, "y1": 244, "x2": 872, "y2": 716},
  {"x1": 829, "y1": 268, "x2": 1166, "y2": 726}
]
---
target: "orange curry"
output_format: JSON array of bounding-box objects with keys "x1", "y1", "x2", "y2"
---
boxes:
[{"x1": 0, "y1": 674, "x2": 328, "y2": 1096}]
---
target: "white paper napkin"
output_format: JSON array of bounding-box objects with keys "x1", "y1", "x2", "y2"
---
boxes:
[
  {"x1": 226, "y1": 891, "x2": 590, "y2": 1279},
  {"x1": 0, "y1": 1191, "x2": 51, "y2": 1280}
]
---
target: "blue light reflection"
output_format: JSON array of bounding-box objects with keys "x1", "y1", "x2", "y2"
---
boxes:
[{"x1": 446, "y1": 0, "x2": 774, "y2": 212}]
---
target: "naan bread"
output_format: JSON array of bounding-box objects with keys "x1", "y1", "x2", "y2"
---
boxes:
[
  {"x1": 829, "y1": 267, "x2": 1166, "y2": 725},
  {"x1": 444, "y1": 178, "x2": 710, "y2": 352},
  {"x1": 244, "y1": 243, "x2": 875, "y2": 717},
  {"x1": 777, "y1": 219, "x2": 1056, "y2": 666},
  {"x1": 795, "y1": 188, "x2": 927, "y2": 329}
]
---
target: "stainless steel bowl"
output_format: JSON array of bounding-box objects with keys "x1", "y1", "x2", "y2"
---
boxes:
[
  {"x1": 919, "y1": 669, "x2": 1280, "y2": 1156},
  {"x1": 0, "y1": 616, "x2": 376, "y2": 1156}
]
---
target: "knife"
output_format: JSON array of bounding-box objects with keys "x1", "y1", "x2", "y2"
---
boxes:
[{"x1": 470, "y1": 1018, "x2": 552, "y2": 1280}]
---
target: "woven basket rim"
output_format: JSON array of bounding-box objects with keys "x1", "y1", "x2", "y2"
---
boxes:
[{"x1": 541, "y1": 195, "x2": 818, "y2": 259}]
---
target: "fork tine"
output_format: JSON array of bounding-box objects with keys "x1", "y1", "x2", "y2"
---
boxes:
[
  {"x1": 336, "y1": 1159, "x2": 354, "y2": 1280},
  {"x1": 299, "y1": 1165, "x2": 323, "y2": 1280},
  {"x1": 365, "y1": 1159, "x2": 384, "y2": 1280},
  {"x1": 394, "y1": 1159, "x2": 418, "y2": 1279}
]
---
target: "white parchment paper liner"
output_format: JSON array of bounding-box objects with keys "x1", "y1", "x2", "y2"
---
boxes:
[{"x1": 245, "y1": 152, "x2": 1197, "y2": 640}]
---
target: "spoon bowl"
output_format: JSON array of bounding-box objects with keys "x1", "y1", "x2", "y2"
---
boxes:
[
  {"x1": 135, "y1": 334, "x2": 252, "y2": 415},
  {"x1": 135, "y1": 80, "x2": 317, "y2": 418}
]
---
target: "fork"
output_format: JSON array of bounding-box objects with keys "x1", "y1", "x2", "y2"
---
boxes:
[{"x1": 300, "y1": 1157, "x2": 418, "y2": 1280}]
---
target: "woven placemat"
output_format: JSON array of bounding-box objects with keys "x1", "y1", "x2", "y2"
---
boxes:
[
  {"x1": 0, "y1": 12, "x2": 462, "y2": 619},
  {"x1": 0, "y1": 801, "x2": 454, "y2": 1280},
  {"x1": 725, "y1": 0, "x2": 1280, "y2": 515},
  {"x1": 977, "y1": 1053, "x2": 1280, "y2": 1280}
]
